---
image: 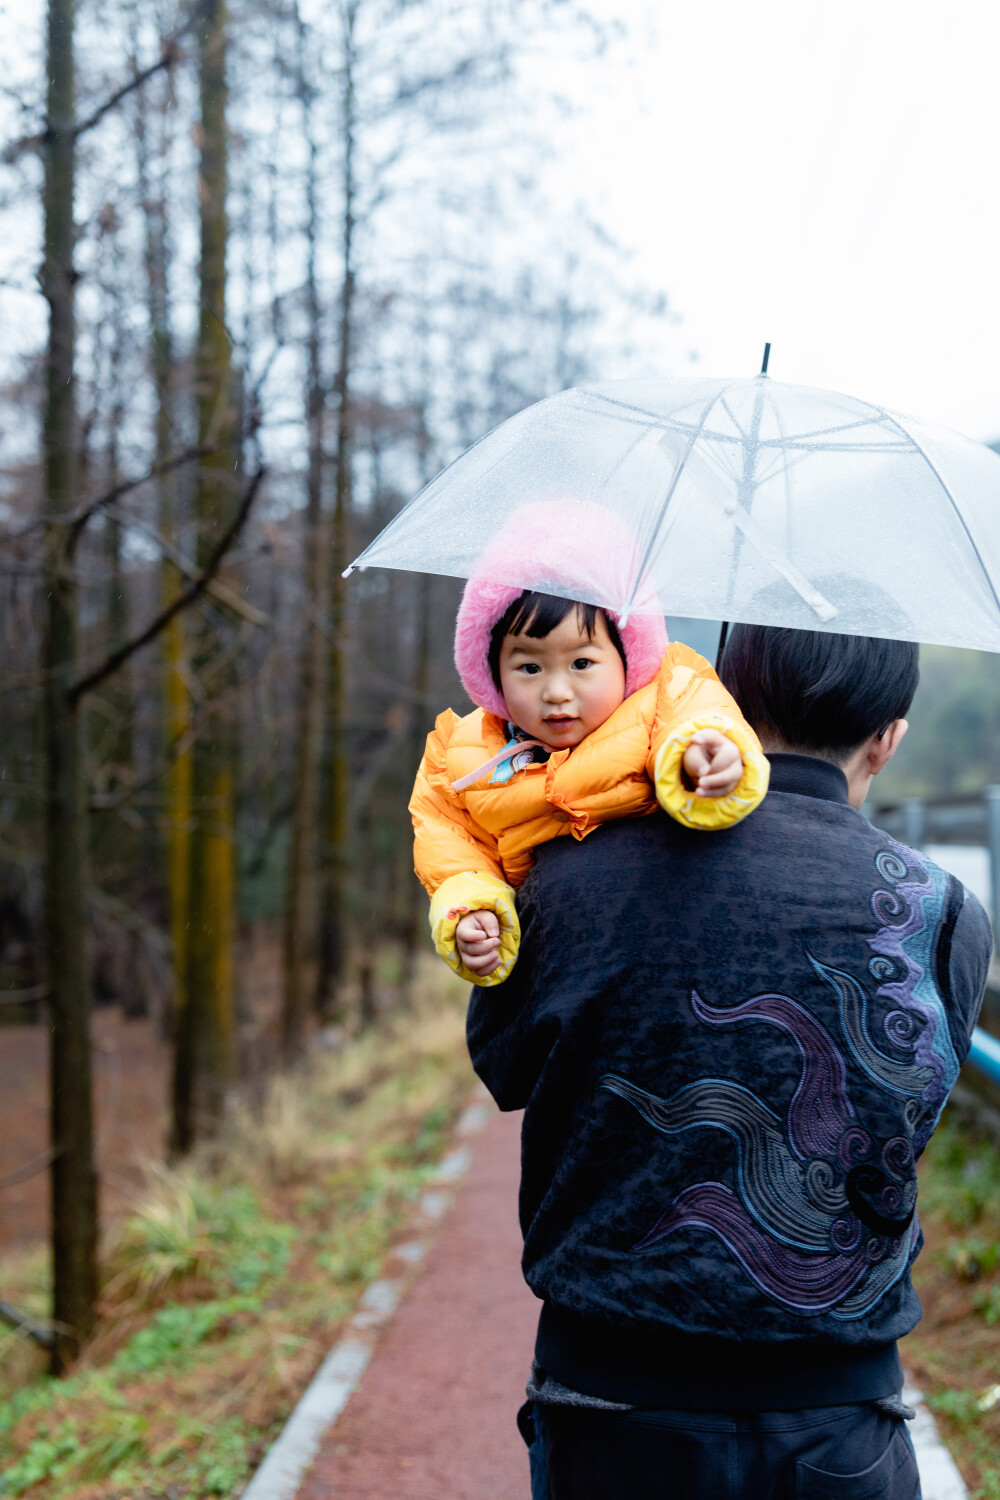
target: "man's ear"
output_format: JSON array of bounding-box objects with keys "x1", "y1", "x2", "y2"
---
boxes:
[{"x1": 870, "y1": 719, "x2": 908, "y2": 776}]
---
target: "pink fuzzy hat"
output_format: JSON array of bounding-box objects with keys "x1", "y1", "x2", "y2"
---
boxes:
[{"x1": 454, "y1": 499, "x2": 668, "y2": 717}]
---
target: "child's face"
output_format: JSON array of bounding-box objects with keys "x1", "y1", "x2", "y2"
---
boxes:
[{"x1": 498, "y1": 609, "x2": 627, "y2": 749}]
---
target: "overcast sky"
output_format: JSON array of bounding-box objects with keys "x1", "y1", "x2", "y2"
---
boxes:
[
  {"x1": 545, "y1": 0, "x2": 1000, "y2": 444},
  {"x1": 4, "y1": 1, "x2": 998, "y2": 446}
]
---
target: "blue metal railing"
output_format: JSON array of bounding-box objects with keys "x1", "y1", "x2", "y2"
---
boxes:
[{"x1": 969, "y1": 1025, "x2": 1000, "y2": 1087}]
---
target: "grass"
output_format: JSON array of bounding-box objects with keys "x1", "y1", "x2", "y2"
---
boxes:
[
  {"x1": 0, "y1": 962, "x2": 475, "y2": 1499},
  {"x1": 902, "y1": 1110, "x2": 1000, "y2": 1500}
]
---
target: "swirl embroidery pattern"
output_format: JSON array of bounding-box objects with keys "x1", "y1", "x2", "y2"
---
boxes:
[{"x1": 599, "y1": 841, "x2": 960, "y2": 1320}]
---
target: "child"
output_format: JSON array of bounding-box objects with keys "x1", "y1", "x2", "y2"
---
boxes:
[{"x1": 410, "y1": 502, "x2": 770, "y2": 985}]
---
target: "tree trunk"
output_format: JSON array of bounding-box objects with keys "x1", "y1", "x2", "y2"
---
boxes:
[
  {"x1": 42, "y1": 0, "x2": 98, "y2": 1374},
  {"x1": 314, "y1": 0, "x2": 357, "y2": 1020},
  {"x1": 100, "y1": 263, "x2": 134, "y2": 800},
  {"x1": 356, "y1": 800, "x2": 376, "y2": 1030},
  {"x1": 135, "y1": 58, "x2": 191, "y2": 1038},
  {"x1": 400, "y1": 571, "x2": 432, "y2": 1002},
  {"x1": 281, "y1": 16, "x2": 326, "y2": 1061},
  {"x1": 171, "y1": 0, "x2": 237, "y2": 1153}
]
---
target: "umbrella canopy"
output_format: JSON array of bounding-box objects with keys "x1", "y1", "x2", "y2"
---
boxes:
[{"x1": 346, "y1": 375, "x2": 1000, "y2": 652}]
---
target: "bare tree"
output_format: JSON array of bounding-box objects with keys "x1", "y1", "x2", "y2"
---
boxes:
[
  {"x1": 132, "y1": 12, "x2": 193, "y2": 1039},
  {"x1": 281, "y1": 4, "x2": 329, "y2": 1059},
  {"x1": 41, "y1": 0, "x2": 98, "y2": 1376},
  {"x1": 313, "y1": 0, "x2": 359, "y2": 1020},
  {"x1": 171, "y1": 0, "x2": 239, "y2": 1152}
]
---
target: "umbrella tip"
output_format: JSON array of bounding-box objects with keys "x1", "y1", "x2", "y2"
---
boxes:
[{"x1": 760, "y1": 342, "x2": 771, "y2": 377}]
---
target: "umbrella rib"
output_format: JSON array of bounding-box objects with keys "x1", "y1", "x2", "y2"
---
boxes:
[
  {"x1": 878, "y1": 408, "x2": 1000, "y2": 617},
  {"x1": 583, "y1": 389, "x2": 700, "y2": 426},
  {"x1": 618, "y1": 384, "x2": 735, "y2": 623},
  {"x1": 584, "y1": 387, "x2": 759, "y2": 456},
  {"x1": 759, "y1": 414, "x2": 886, "y2": 444},
  {"x1": 762, "y1": 435, "x2": 914, "y2": 454},
  {"x1": 585, "y1": 390, "x2": 749, "y2": 448},
  {"x1": 599, "y1": 422, "x2": 670, "y2": 493},
  {"x1": 719, "y1": 394, "x2": 750, "y2": 441},
  {"x1": 587, "y1": 394, "x2": 903, "y2": 450},
  {"x1": 654, "y1": 420, "x2": 742, "y2": 444},
  {"x1": 344, "y1": 404, "x2": 528, "y2": 574}
]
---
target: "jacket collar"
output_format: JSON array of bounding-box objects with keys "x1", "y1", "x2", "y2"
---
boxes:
[{"x1": 766, "y1": 752, "x2": 850, "y2": 805}]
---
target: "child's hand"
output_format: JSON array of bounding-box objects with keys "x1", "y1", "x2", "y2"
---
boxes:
[
  {"x1": 683, "y1": 729, "x2": 743, "y2": 798},
  {"x1": 455, "y1": 910, "x2": 501, "y2": 976}
]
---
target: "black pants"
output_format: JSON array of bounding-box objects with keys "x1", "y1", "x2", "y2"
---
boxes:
[{"x1": 520, "y1": 1399, "x2": 920, "y2": 1499}]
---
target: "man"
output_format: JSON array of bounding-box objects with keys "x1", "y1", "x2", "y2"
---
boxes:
[{"x1": 467, "y1": 625, "x2": 991, "y2": 1500}]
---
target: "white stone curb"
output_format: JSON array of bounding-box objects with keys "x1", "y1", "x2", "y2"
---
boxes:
[
  {"x1": 239, "y1": 1094, "x2": 492, "y2": 1500},
  {"x1": 904, "y1": 1383, "x2": 968, "y2": 1500}
]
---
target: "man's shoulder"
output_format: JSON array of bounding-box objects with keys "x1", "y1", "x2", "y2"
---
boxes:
[
  {"x1": 534, "y1": 786, "x2": 865, "y2": 868},
  {"x1": 867, "y1": 834, "x2": 992, "y2": 933},
  {"x1": 526, "y1": 801, "x2": 989, "y2": 944},
  {"x1": 912, "y1": 843, "x2": 993, "y2": 963}
]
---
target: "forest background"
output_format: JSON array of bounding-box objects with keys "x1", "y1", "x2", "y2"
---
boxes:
[
  {"x1": 0, "y1": 0, "x2": 680, "y2": 1382},
  {"x1": 0, "y1": 0, "x2": 997, "y2": 1392}
]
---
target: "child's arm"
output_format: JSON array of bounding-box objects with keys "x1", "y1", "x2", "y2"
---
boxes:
[
  {"x1": 649, "y1": 644, "x2": 770, "y2": 830},
  {"x1": 410, "y1": 712, "x2": 520, "y2": 986}
]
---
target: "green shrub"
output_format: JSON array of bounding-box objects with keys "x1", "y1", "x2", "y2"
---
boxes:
[
  {"x1": 0, "y1": 1421, "x2": 80, "y2": 1497},
  {"x1": 112, "y1": 1297, "x2": 257, "y2": 1376},
  {"x1": 919, "y1": 1119, "x2": 1000, "y2": 1230},
  {"x1": 109, "y1": 1174, "x2": 295, "y2": 1299},
  {"x1": 971, "y1": 1286, "x2": 1000, "y2": 1326},
  {"x1": 927, "y1": 1387, "x2": 983, "y2": 1426},
  {"x1": 943, "y1": 1236, "x2": 1000, "y2": 1281}
]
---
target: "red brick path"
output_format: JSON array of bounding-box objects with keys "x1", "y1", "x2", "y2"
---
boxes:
[{"x1": 298, "y1": 1106, "x2": 537, "y2": 1500}]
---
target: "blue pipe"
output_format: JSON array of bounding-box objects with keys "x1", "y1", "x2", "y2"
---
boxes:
[{"x1": 968, "y1": 1026, "x2": 1000, "y2": 1087}]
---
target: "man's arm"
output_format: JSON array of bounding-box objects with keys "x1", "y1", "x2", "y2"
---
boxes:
[
  {"x1": 943, "y1": 881, "x2": 993, "y2": 1061},
  {"x1": 465, "y1": 865, "x2": 558, "y2": 1111}
]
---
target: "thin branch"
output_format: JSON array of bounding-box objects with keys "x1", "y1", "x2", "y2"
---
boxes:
[
  {"x1": 2, "y1": 36, "x2": 185, "y2": 163},
  {"x1": 101, "y1": 502, "x2": 269, "y2": 624},
  {"x1": 73, "y1": 38, "x2": 185, "y2": 140},
  {"x1": 63, "y1": 444, "x2": 213, "y2": 545},
  {"x1": 69, "y1": 466, "x2": 266, "y2": 705},
  {"x1": 0, "y1": 1147, "x2": 55, "y2": 1187},
  {"x1": 242, "y1": 797, "x2": 293, "y2": 880},
  {"x1": 0, "y1": 1301, "x2": 55, "y2": 1351},
  {"x1": 1, "y1": 445, "x2": 214, "y2": 546},
  {"x1": 0, "y1": 983, "x2": 49, "y2": 1005},
  {"x1": 348, "y1": 717, "x2": 410, "y2": 836},
  {"x1": 89, "y1": 712, "x2": 204, "y2": 813}
]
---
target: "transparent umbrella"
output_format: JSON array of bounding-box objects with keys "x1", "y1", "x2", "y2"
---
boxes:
[{"x1": 346, "y1": 362, "x2": 1000, "y2": 652}]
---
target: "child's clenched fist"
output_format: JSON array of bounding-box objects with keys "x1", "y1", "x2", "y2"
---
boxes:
[
  {"x1": 682, "y1": 728, "x2": 744, "y2": 798},
  {"x1": 456, "y1": 910, "x2": 501, "y2": 976}
]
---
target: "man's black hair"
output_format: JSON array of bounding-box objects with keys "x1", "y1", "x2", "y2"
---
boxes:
[
  {"x1": 719, "y1": 624, "x2": 919, "y2": 763},
  {"x1": 488, "y1": 590, "x2": 626, "y2": 691}
]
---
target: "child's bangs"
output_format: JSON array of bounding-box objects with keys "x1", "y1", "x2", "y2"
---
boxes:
[
  {"x1": 505, "y1": 591, "x2": 599, "y2": 641},
  {"x1": 488, "y1": 590, "x2": 625, "y2": 690}
]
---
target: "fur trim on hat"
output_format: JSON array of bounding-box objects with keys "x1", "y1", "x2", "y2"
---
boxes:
[{"x1": 454, "y1": 500, "x2": 668, "y2": 717}]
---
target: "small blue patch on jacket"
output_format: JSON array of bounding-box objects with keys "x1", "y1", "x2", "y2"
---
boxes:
[{"x1": 490, "y1": 724, "x2": 550, "y2": 785}]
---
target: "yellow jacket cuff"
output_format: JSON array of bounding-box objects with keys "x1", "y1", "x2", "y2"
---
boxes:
[
  {"x1": 429, "y1": 871, "x2": 520, "y2": 987},
  {"x1": 654, "y1": 714, "x2": 770, "y2": 831}
]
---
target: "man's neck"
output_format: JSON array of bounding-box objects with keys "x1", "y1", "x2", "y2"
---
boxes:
[{"x1": 760, "y1": 738, "x2": 865, "y2": 808}]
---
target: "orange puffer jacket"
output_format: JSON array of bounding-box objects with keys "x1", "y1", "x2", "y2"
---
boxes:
[{"x1": 410, "y1": 643, "x2": 769, "y2": 987}]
